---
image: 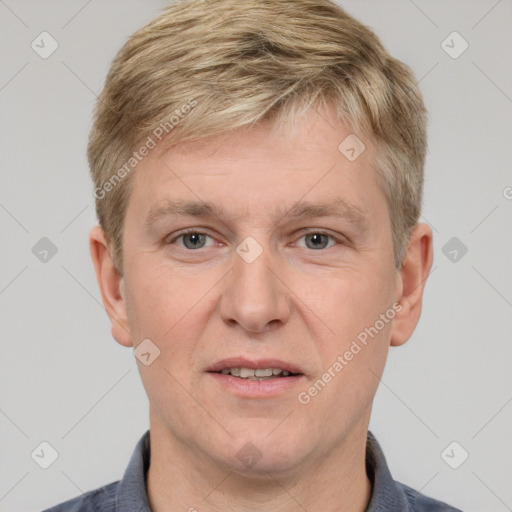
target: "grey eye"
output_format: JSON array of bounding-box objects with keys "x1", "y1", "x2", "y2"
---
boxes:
[
  {"x1": 303, "y1": 233, "x2": 332, "y2": 250},
  {"x1": 182, "y1": 232, "x2": 208, "y2": 249}
]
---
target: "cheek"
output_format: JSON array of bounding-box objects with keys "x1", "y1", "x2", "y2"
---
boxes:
[
  {"x1": 125, "y1": 262, "x2": 188, "y2": 335},
  {"x1": 301, "y1": 268, "x2": 395, "y2": 392},
  {"x1": 308, "y1": 270, "x2": 392, "y2": 334},
  {"x1": 125, "y1": 266, "x2": 212, "y2": 374}
]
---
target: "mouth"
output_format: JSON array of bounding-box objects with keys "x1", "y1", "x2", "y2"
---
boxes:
[
  {"x1": 205, "y1": 358, "x2": 305, "y2": 397},
  {"x1": 206, "y1": 358, "x2": 304, "y2": 378},
  {"x1": 211, "y1": 367, "x2": 301, "y2": 380}
]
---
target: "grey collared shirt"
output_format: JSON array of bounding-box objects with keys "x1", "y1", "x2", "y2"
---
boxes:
[{"x1": 42, "y1": 430, "x2": 462, "y2": 511}]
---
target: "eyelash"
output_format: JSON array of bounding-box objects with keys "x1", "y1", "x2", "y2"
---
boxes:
[{"x1": 166, "y1": 228, "x2": 343, "y2": 250}]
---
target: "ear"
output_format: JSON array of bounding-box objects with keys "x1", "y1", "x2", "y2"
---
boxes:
[
  {"x1": 89, "y1": 225, "x2": 133, "y2": 347},
  {"x1": 390, "y1": 223, "x2": 434, "y2": 347}
]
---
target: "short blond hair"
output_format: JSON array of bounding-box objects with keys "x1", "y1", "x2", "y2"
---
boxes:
[{"x1": 88, "y1": 0, "x2": 428, "y2": 274}]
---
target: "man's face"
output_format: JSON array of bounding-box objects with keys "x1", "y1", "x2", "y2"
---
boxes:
[{"x1": 118, "y1": 107, "x2": 402, "y2": 474}]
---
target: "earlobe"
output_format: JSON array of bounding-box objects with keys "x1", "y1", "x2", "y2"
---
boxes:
[
  {"x1": 390, "y1": 223, "x2": 434, "y2": 347},
  {"x1": 89, "y1": 226, "x2": 133, "y2": 347}
]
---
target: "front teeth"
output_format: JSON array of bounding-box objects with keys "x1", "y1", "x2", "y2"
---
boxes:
[
  {"x1": 219, "y1": 367, "x2": 292, "y2": 379},
  {"x1": 255, "y1": 368, "x2": 273, "y2": 377}
]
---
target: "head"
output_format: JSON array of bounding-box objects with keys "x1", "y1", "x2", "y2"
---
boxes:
[{"x1": 89, "y1": 0, "x2": 433, "y2": 477}]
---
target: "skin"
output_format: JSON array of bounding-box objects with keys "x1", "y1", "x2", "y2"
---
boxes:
[{"x1": 90, "y1": 105, "x2": 433, "y2": 512}]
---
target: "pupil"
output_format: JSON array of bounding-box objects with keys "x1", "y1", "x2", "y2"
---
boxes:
[
  {"x1": 185, "y1": 233, "x2": 205, "y2": 249},
  {"x1": 307, "y1": 233, "x2": 327, "y2": 249}
]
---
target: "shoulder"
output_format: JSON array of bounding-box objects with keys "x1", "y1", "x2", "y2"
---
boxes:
[
  {"x1": 397, "y1": 481, "x2": 464, "y2": 512},
  {"x1": 41, "y1": 481, "x2": 119, "y2": 512}
]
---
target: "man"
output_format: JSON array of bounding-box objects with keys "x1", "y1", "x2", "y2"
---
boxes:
[{"x1": 44, "y1": 0, "x2": 462, "y2": 510}]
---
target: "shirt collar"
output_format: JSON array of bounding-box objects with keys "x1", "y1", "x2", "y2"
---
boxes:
[
  {"x1": 365, "y1": 431, "x2": 412, "y2": 511},
  {"x1": 115, "y1": 430, "x2": 152, "y2": 511},
  {"x1": 115, "y1": 429, "x2": 411, "y2": 511}
]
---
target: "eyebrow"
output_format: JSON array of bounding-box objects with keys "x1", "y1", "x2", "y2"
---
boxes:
[{"x1": 144, "y1": 196, "x2": 369, "y2": 231}]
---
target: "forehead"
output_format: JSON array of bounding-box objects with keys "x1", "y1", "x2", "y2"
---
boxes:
[{"x1": 127, "y1": 106, "x2": 383, "y2": 228}]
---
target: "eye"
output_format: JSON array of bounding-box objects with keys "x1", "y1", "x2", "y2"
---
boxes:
[
  {"x1": 167, "y1": 230, "x2": 216, "y2": 250},
  {"x1": 295, "y1": 231, "x2": 339, "y2": 250},
  {"x1": 166, "y1": 229, "x2": 342, "y2": 251}
]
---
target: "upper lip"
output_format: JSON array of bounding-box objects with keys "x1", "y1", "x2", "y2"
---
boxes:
[{"x1": 206, "y1": 357, "x2": 304, "y2": 375}]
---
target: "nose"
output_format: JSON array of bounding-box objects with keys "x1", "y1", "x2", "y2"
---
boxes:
[{"x1": 218, "y1": 238, "x2": 291, "y2": 333}]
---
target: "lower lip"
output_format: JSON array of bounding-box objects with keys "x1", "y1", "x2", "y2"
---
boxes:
[{"x1": 207, "y1": 372, "x2": 304, "y2": 398}]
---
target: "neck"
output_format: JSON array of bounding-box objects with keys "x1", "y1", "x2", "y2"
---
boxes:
[{"x1": 146, "y1": 415, "x2": 373, "y2": 512}]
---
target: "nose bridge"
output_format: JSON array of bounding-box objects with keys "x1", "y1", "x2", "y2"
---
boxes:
[{"x1": 219, "y1": 235, "x2": 290, "y2": 332}]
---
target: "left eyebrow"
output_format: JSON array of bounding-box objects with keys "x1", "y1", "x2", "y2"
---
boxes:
[
  {"x1": 144, "y1": 195, "x2": 369, "y2": 232},
  {"x1": 283, "y1": 197, "x2": 369, "y2": 229}
]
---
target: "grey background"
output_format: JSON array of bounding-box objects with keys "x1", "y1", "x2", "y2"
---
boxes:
[{"x1": 0, "y1": 1, "x2": 511, "y2": 511}]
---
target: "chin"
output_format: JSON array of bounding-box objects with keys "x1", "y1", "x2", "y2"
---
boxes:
[
  {"x1": 215, "y1": 428, "x2": 309, "y2": 476},
  {"x1": 225, "y1": 452, "x2": 305, "y2": 478}
]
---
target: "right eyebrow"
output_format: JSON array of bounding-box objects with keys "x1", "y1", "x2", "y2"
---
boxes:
[{"x1": 144, "y1": 199, "x2": 225, "y2": 228}]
